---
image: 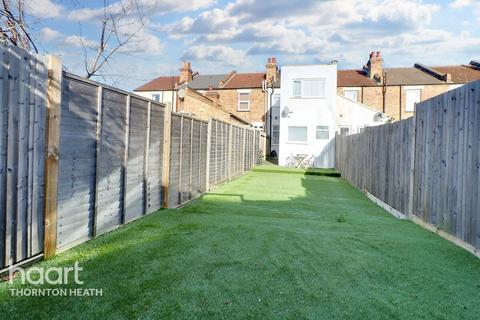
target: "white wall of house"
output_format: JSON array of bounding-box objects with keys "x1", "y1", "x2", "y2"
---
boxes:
[
  {"x1": 336, "y1": 94, "x2": 389, "y2": 134},
  {"x1": 279, "y1": 64, "x2": 337, "y2": 168},
  {"x1": 135, "y1": 90, "x2": 177, "y2": 110}
]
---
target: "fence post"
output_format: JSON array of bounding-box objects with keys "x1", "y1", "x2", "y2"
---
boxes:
[
  {"x1": 92, "y1": 86, "x2": 103, "y2": 238},
  {"x1": 144, "y1": 101, "x2": 151, "y2": 214},
  {"x1": 161, "y1": 104, "x2": 172, "y2": 208},
  {"x1": 189, "y1": 118, "x2": 193, "y2": 198},
  {"x1": 43, "y1": 55, "x2": 62, "y2": 259},
  {"x1": 227, "y1": 124, "x2": 233, "y2": 180},
  {"x1": 205, "y1": 118, "x2": 212, "y2": 191},
  {"x1": 242, "y1": 127, "x2": 246, "y2": 172},
  {"x1": 408, "y1": 115, "x2": 417, "y2": 217},
  {"x1": 122, "y1": 95, "x2": 131, "y2": 223}
]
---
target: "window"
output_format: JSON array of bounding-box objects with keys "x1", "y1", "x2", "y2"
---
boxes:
[
  {"x1": 340, "y1": 126, "x2": 350, "y2": 136},
  {"x1": 288, "y1": 126, "x2": 307, "y2": 143},
  {"x1": 406, "y1": 89, "x2": 421, "y2": 112},
  {"x1": 316, "y1": 126, "x2": 329, "y2": 140},
  {"x1": 272, "y1": 94, "x2": 280, "y2": 107},
  {"x1": 238, "y1": 92, "x2": 250, "y2": 111},
  {"x1": 152, "y1": 93, "x2": 161, "y2": 102},
  {"x1": 293, "y1": 80, "x2": 301, "y2": 97},
  {"x1": 344, "y1": 90, "x2": 358, "y2": 102},
  {"x1": 272, "y1": 125, "x2": 279, "y2": 145},
  {"x1": 292, "y1": 79, "x2": 325, "y2": 98}
]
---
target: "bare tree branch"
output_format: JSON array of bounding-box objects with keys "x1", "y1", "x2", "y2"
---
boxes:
[
  {"x1": 1, "y1": 0, "x2": 38, "y2": 52},
  {"x1": 82, "y1": 0, "x2": 146, "y2": 79}
]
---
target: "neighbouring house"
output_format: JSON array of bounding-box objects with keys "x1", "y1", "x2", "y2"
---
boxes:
[
  {"x1": 338, "y1": 52, "x2": 480, "y2": 120},
  {"x1": 134, "y1": 60, "x2": 278, "y2": 129},
  {"x1": 278, "y1": 63, "x2": 389, "y2": 168},
  {"x1": 175, "y1": 85, "x2": 250, "y2": 126}
]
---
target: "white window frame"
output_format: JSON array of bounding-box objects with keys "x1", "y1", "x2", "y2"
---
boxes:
[
  {"x1": 343, "y1": 89, "x2": 359, "y2": 102},
  {"x1": 405, "y1": 86, "x2": 423, "y2": 113},
  {"x1": 237, "y1": 89, "x2": 251, "y2": 111},
  {"x1": 292, "y1": 78, "x2": 326, "y2": 99},
  {"x1": 316, "y1": 125, "x2": 330, "y2": 140},
  {"x1": 287, "y1": 126, "x2": 308, "y2": 144}
]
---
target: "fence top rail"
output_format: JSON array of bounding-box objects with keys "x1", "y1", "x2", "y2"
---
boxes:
[
  {"x1": 211, "y1": 117, "x2": 263, "y2": 132},
  {"x1": 63, "y1": 71, "x2": 166, "y2": 109},
  {"x1": 171, "y1": 112, "x2": 209, "y2": 123}
]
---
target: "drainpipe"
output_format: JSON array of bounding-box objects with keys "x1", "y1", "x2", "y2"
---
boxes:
[
  {"x1": 398, "y1": 85, "x2": 402, "y2": 120},
  {"x1": 382, "y1": 72, "x2": 387, "y2": 113},
  {"x1": 268, "y1": 82, "x2": 275, "y2": 154}
]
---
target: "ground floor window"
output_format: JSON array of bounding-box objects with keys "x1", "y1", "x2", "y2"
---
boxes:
[
  {"x1": 316, "y1": 125, "x2": 329, "y2": 140},
  {"x1": 344, "y1": 89, "x2": 358, "y2": 102},
  {"x1": 288, "y1": 126, "x2": 307, "y2": 143},
  {"x1": 152, "y1": 93, "x2": 161, "y2": 102}
]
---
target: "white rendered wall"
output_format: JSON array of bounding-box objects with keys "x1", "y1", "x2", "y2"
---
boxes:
[{"x1": 279, "y1": 64, "x2": 337, "y2": 168}]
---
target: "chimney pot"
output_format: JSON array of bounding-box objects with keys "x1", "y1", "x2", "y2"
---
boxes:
[
  {"x1": 376, "y1": 51, "x2": 381, "y2": 58},
  {"x1": 370, "y1": 51, "x2": 374, "y2": 59}
]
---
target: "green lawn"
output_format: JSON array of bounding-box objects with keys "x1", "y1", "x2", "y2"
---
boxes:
[{"x1": 1, "y1": 168, "x2": 480, "y2": 319}]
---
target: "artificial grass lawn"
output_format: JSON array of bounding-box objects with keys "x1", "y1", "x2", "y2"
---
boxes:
[{"x1": 1, "y1": 169, "x2": 480, "y2": 319}]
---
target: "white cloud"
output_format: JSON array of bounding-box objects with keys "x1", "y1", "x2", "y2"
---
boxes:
[
  {"x1": 63, "y1": 35, "x2": 96, "y2": 48},
  {"x1": 39, "y1": 27, "x2": 62, "y2": 42},
  {"x1": 451, "y1": 0, "x2": 472, "y2": 8},
  {"x1": 25, "y1": 0, "x2": 62, "y2": 18},
  {"x1": 182, "y1": 45, "x2": 247, "y2": 66},
  {"x1": 67, "y1": 0, "x2": 214, "y2": 21}
]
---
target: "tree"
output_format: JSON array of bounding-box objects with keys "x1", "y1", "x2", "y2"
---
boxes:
[
  {"x1": 79, "y1": 0, "x2": 146, "y2": 80},
  {"x1": 0, "y1": 0, "x2": 38, "y2": 52}
]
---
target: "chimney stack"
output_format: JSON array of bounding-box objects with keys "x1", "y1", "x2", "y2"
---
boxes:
[
  {"x1": 367, "y1": 51, "x2": 383, "y2": 82},
  {"x1": 179, "y1": 61, "x2": 193, "y2": 83},
  {"x1": 205, "y1": 85, "x2": 220, "y2": 107},
  {"x1": 265, "y1": 57, "x2": 278, "y2": 85}
]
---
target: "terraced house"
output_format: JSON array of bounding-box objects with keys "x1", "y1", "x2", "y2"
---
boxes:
[
  {"x1": 134, "y1": 59, "x2": 280, "y2": 129},
  {"x1": 338, "y1": 52, "x2": 480, "y2": 120}
]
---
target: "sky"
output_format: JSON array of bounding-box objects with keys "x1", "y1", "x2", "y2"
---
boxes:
[{"x1": 24, "y1": 0, "x2": 480, "y2": 90}]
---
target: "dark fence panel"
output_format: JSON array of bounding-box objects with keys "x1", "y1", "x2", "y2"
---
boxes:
[
  {"x1": 0, "y1": 45, "x2": 47, "y2": 268},
  {"x1": 336, "y1": 80, "x2": 480, "y2": 251}
]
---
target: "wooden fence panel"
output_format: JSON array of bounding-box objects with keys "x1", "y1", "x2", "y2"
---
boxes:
[
  {"x1": 336, "y1": 117, "x2": 415, "y2": 215},
  {"x1": 412, "y1": 81, "x2": 480, "y2": 249},
  {"x1": 146, "y1": 103, "x2": 165, "y2": 214},
  {"x1": 0, "y1": 45, "x2": 47, "y2": 268},
  {"x1": 57, "y1": 77, "x2": 98, "y2": 249},
  {"x1": 95, "y1": 89, "x2": 127, "y2": 235},
  {"x1": 337, "y1": 80, "x2": 480, "y2": 251},
  {"x1": 124, "y1": 97, "x2": 148, "y2": 222}
]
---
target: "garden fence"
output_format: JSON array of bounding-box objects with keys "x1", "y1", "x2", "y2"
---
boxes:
[
  {"x1": 0, "y1": 44, "x2": 264, "y2": 271},
  {"x1": 336, "y1": 80, "x2": 480, "y2": 252}
]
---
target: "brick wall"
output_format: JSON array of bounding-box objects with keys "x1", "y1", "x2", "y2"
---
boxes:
[
  {"x1": 217, "y1": 89, "x2": 266, "y2": 124},
  {"x1": 178, "y1": 88, "x2": 247, "y2": 126},
  {"x1": 339, "y1": 84, "x2": 456, "y2": 121}
]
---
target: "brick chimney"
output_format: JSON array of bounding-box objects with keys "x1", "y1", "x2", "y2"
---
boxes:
[
  {"x1": 205, "y1": 85, "x2": 220, "y2": 107},
  {"x1": 179, "y1": 61, "x2": 193, "y2": 83},
  {"x1": 265, "y1": 57, "x2": 278, "y2": 85},
  {"x1": 367, "y1": 51, "x2": 383, "y2": 81}
]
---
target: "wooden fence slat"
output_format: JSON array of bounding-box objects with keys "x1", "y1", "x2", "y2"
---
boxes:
[{"x1": 0, "y1": 44, "x2": 10, "y2": 268}]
